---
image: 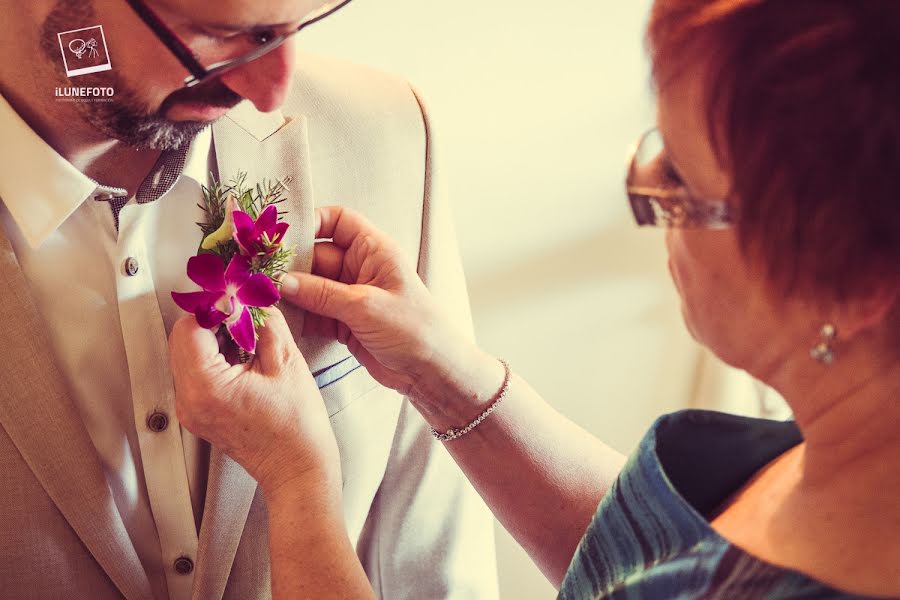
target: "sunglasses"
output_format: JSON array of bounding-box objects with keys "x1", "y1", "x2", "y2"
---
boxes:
[
  {"x1": 625, "y1": 128, "x2": 736, "y2": 228},
  {"x1": 124, "y1": 0, "x2": 353, "y2": 88}
]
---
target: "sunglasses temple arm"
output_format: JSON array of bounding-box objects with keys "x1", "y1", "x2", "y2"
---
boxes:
[
  {"x1": 124, "y1": 0, "x2": 208, "y2": 81},
  {"x1": 301, "y1": 0, "x2": 353, "y2": 30}
]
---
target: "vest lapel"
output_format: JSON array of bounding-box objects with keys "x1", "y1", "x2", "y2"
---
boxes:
[
  {"x1": 193, "y1": 104, "x2": 316, "y2": 600},
  {"x1": 0, "y1": 228, "x2": 153, "y2": 600}
]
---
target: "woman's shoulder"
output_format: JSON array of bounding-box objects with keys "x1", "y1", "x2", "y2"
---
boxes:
[{"x1": 558, "y1": 410, "x2": 880, "y2": 599}]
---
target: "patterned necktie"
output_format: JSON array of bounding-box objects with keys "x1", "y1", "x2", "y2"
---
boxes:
[{"x1": 95, "y1": 144, "x2": 190, "y2": 231}]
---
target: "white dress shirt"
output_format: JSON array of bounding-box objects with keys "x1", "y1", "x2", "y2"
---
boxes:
[{"x1": 0, "y1": 93, "x2": 215, "y2": 600}]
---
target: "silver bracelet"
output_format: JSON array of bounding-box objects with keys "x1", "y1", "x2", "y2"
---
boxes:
[{"x1": 430, "y1": 359, "x2": 511, "y2": 442}]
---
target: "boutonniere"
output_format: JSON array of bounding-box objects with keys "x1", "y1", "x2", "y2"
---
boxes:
[{"x1": 172, "y1": 172, "x2": 295, "y2": 356}]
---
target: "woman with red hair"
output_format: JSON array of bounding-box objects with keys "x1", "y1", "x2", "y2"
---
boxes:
[{"x1": 169, "y1": 1, "x2": 900, "y2": 597}]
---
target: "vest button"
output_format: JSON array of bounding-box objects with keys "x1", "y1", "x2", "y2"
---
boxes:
[
  {"x1": 147, "y1": 412, "x2": 168, "y2": 433},
  {"x1": 174, "y1": 556, "x2": 194, "y2": 575}
]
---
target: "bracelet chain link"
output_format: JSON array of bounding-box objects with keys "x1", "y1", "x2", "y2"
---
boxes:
[{"x1": 430, "y1": 359, "x2": 511, "y2": 442}]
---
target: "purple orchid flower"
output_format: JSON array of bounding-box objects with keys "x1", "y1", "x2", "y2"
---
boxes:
[
  {"x1": 171, "y1": 253, "x2": 280, "y2": 354},
  {"x1": 233, "y1": 204, "x2": 289, "y2": 258}
]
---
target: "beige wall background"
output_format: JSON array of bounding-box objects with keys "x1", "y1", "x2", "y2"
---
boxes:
[{"x1": 297, "y1": 1, "x2": 782, "y2": 597}]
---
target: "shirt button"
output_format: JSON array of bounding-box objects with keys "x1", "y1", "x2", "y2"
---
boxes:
[
  {"x1": 147, "y1": 412, "x2": 169, "y2": 433},
  {"x1": 174, "y1": 556, "x2": 194, "y2": 575},
  {"x1": 123, "y1": 257, "x2": 139, "y2": 276}
]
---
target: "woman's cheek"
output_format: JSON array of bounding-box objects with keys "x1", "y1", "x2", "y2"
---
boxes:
[
  {"x1": 670, "y1": 252, "x2": 717, "y2": 339},
  {"x1": 665, "y1": 230, "x2": 684, "y2": 290},
  {"x1": 667, "y1": 233, "x2": 696, "y2": 299},
  {"x1": 667, "y1": 256, "x2": 682, "y2": 294},
  {"x1": 666, "y1": 231, "x2": 719, "y2": 339}
]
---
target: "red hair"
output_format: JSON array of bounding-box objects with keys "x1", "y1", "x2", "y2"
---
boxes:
[{"x1": 648, "y1": 0, "x2": 900, "y2": 304}]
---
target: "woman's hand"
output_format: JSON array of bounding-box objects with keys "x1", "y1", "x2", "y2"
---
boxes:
[
  {"x1": 169, "y1": 308, "x2": 377, "y2": 599},
  {"x1": 168, "y1": 307, "x2": 341, "y2": 500},
  {"x1": 278, "y1": 208, "x2": 626, "y2": 588},
  {"x1": 280, "y1": 206, "x2": 473, "y2": 399}
]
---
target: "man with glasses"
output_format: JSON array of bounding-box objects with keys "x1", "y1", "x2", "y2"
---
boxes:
[{"x1": 0, "y1": 1, "x2": 498, "y2": 598}]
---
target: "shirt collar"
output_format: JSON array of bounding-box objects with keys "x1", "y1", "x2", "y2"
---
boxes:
[
  {"x1": 0, "y1": 93, "x2": 212, "y2": 249},
  {"x1": 0, "y1": 93, "x2": 97, "y2": 249},
  {"x1": 182, "y1": 126, "x2": 211, "y2": 187}
]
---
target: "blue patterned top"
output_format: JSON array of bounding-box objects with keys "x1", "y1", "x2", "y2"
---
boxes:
[{"x1": 558, "y1": 410, "x2": 876, "y2": 599}]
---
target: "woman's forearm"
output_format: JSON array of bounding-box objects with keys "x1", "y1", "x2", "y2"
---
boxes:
[
  {"x1": 410, "y1": 344, "x2": 627, "y2": 588},
  {"x1": 264, "y1": 484, "x2": 376, "y2": 600}
]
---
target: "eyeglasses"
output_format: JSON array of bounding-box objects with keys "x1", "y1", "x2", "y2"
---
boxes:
[
  {"x1": 625, "y1": 128, "x2": 736, "y2": 228},
  {"x1": 124, "y1": 0, "x2": 353, "y2": 88}
]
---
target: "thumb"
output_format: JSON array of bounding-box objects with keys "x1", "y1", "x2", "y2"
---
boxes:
[
  {"x1": 279, "y1": 271, "x2": 358, "y2": 322},
  {"x1": 168, "y1": 316, "x2": 226, "y2": 385},
  {"x1": 253, "y1": 306, "x2": 309, "y2": 376},
  {"x1": 169, "y1": 315, "x2": 221, "y2": 366}
]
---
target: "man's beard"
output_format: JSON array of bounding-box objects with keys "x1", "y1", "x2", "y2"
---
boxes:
[
  {"x1": 41, "y1": 0, "x2": 242, "y2": 151},
  {"x1": 75, "y1": 78, "x2": 242, "y2": 150}
]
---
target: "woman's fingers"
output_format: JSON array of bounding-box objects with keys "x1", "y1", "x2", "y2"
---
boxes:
[
  {"x1": 280, "y1": 238, "x2": 353, "y2": 338},
  {"x1": 315, "y1": 206, "x2": 381, "y2": 250},
  {"x1": 312, "y1": 241, "x2": 345, "y2": 281},
  {"x1": 168, "y1": 316, "x2": 234, "y2": 430},
  {"x1": 253, "y1": 306, "x2": 308, "y2": 376},
  {"x1": 169, "y1": 315, "x2": 224, "y2": 371},
  {"x1": 280, "y1": 271, "x2": 361, "y2": 322}
]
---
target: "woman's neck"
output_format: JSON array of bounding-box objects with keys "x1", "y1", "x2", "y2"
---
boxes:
[{"x1": 763, "y1": 340, "x2": 900, "y2": 490}]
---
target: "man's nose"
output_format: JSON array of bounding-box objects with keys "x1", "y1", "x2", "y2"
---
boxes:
[{"x1": 219, "y1": 41, "x2": 296, "y2": 113}]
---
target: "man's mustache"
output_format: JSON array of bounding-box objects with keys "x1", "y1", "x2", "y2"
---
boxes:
[{"x1": 159, "y1": 79, "x2": 243, "y2": 116}]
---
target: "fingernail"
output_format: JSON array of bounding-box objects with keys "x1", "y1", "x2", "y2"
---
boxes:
[{"x1": 280, "y1": 274, "x2": 299, "y2": 296}]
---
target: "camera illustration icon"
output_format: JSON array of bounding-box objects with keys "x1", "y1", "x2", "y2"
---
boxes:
[{"x1": 57, "y1": 25, "x2": 112, "y2": 77}]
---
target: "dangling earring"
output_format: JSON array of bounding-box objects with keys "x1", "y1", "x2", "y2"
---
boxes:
[{"x1": 810, "y1": 323, "x2": 837, "y2": 365}]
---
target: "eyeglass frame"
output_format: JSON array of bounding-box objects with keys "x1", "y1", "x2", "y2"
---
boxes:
[
  {"x1": 123, "y1": 0, "x2": 353, "y2": 88},
  {"x1": 625, "y1": 128, "x2": 736, "y2": 229}
]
